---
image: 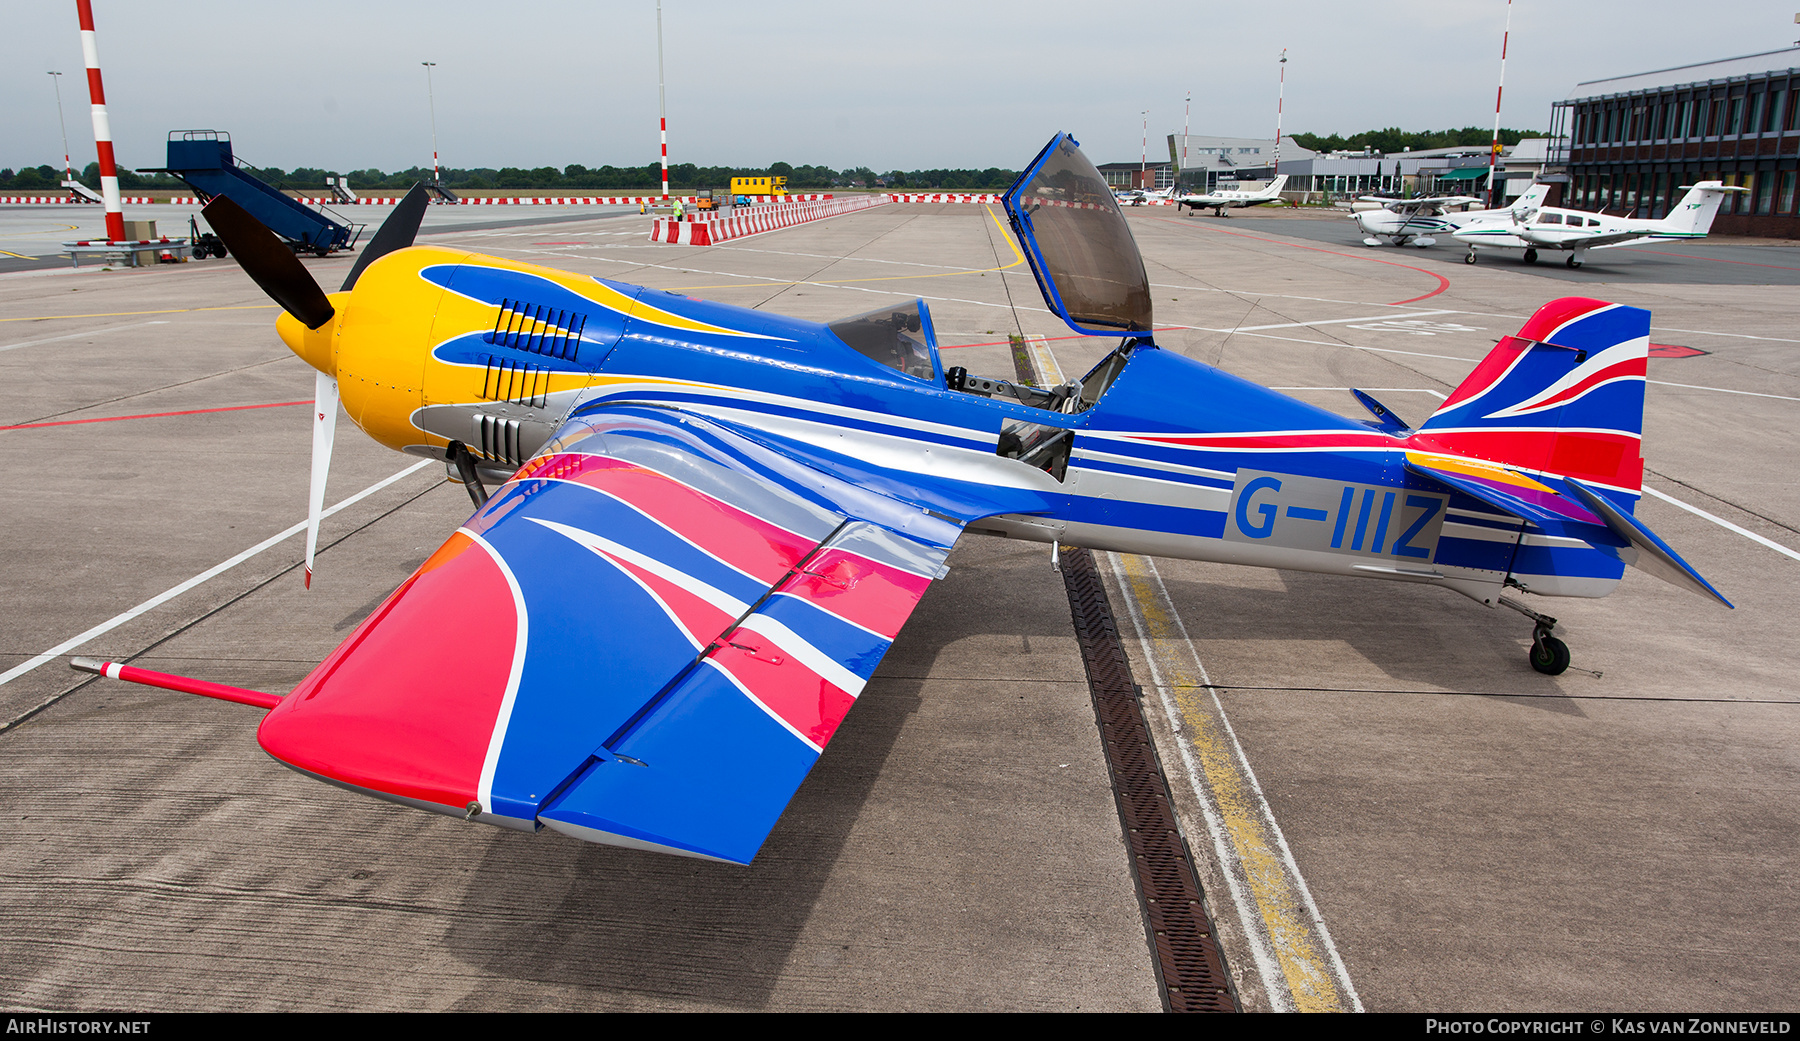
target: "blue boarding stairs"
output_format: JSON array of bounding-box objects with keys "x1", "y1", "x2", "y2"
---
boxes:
[{"x1": 146, "y1": 131, "x2": 362, "y2": 255}]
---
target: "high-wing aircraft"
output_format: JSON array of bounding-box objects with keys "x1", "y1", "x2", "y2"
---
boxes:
[
  {"x1": 75, "y1": 133, "x2": 1730, "y2": 866},
  {"x1": 1351, "y1": 194, "x2": 1481, "y2": 247},
  {"x1": 1452, "y1": 181, "x2": 1749, "y2": 268},
  {"x1": 1175, "y1": 174, "x2": 1290, "y2": 216},
  {"x1": 1353, "y1": 182, "x2": 1550, "y2": 248}
]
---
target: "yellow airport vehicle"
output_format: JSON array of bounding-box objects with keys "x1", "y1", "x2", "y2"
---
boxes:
[{"x1": 730, "y1": 176, "x2": 788, "y2": 202}]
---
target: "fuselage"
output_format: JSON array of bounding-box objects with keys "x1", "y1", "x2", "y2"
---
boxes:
[{"x1": 303, "y1": 244, "x2": 1628, "y2": 609}]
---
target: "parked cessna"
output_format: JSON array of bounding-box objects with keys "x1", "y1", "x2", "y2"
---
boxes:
[
  {"x1": 1353, "y1": 183, "x2": 1550, "y2": 248},
  {"x1": 1452, "y1": 181, "x2": 1748, "y2": 268},
  {"x1": 76, "y1": 134, "x2": 1729, "y2": 865},
  {"x1": 1176, "y1": 174, "x2": 1289, "y2": 215}
]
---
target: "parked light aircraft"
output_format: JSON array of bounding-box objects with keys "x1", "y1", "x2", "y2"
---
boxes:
[
  {"x1": 76, "y1": 133, "x2": 1729, "y2": 866},
  {"x1": 1176, "y1": 174, "x2": 1289, "y2": 215},
  {"x1": 1452, "y1": 181, "x2": 1748, "y2": 268},
  {"x1": 1114, "y1": 187, "x2": 1175, "y2": 206},
  {"x1": 1353, "y1": 183, "x2": 1549, "y2": 248}
]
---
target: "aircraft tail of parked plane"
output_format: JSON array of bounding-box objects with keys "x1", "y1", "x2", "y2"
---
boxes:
[
  {"x1": 1505, "y1": 181, "x2": 1550, "y2": 216},
  {"x1": 1653, "y1": 181, "x2": 1738, "y2": 237}
]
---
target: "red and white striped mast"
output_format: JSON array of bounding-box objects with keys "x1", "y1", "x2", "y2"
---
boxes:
[
  {"x1": 1487, "y1": 0, "x2": 1513, "y2": 209},
  {"x1": 1274, "y1": 49, "x2": 1287, "y2": 170},
  {"x1": 655, "y1": 0, "x2": 669, "y2": 200},
  {"x1": 74, "y1": 0, "x2": 124, "y2": 243}
]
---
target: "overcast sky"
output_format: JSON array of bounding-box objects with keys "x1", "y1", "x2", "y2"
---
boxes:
[{"x1": 5, "y1": 1, "x2": 1798, "y2": 175}]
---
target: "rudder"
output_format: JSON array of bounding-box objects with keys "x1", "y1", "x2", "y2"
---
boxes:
[{"x1": 1414, "y1": 297, "x2": 1648, "y2": 494}]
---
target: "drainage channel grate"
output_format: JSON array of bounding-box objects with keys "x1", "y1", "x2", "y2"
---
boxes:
[{"x1": 1059, "y1": 544, "x2": 1237, "y2": 1013}]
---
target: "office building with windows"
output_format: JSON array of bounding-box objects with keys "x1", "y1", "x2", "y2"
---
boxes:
[{"x1": 1548, "y1": 47, "x2": 1799, "y2": 237}]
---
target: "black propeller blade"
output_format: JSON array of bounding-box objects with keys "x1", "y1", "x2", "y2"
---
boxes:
[
  {"x1": 341, "y1": 183, "x2": 431, "y2": 292},
  {"x1": 202, "y1": 195, "x2": 336, "y2": 330}
]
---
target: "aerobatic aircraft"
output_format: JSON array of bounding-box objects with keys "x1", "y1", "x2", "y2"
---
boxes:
[
  {"x1": 1452, "y1": 181, "x2": 1748, "y2": 268},
  {"x1": 76, "y1": 133, "x2": 1730, "y2": 866},
  {"x1": 1351, "y1": 184, "x2": 1550, "y2": 248},
  {"x1": 1175, "y1": 174, "x2": 1290, "y2": 215}
]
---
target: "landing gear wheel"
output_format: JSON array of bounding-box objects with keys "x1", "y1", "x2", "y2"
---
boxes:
[
  {"x1": 1464, "y1": 250, "x2": 1477, "y2": 264},
  {"x1": 1566, "y1": 255, "x2": 1582, "y2": 269},
  {"x1": 1523, "y1": 248, "x2": 1538, "y2": 264},
  {"x1": 1529, "y1": 633, "x2": 1571, "y2": 675}
]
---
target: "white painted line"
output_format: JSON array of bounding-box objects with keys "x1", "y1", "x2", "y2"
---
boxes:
[
  {"x1": 1107, "y1": 557, "x2": 1285, "y2": 1006},
  {"x1": 1641, "y1": 486, "x2": 1800, "y2": 563},
  {"x1": 1229, "y1": 310, "x2": 1457, "y2": 332},
  {"x1": 1648, "y1": 380, "x2": 1800, "y2": 403},
  {"x1": 1109, "y1": 552, "x2": 1364, "y2": 1013},
  {"x1": 0, "y1": 320, "x2": 169, "y2": 353},
  {"x1": 0, "y1": 460, "x2": 434, "y2": 691},
  {"x1": 1652, "y1": 326, "x2": 1800, "y2": 345}
]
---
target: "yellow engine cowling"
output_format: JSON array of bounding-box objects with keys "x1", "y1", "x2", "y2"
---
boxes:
[{"x1": 278, "y1": 246, "x2": 628, "y2": 466}]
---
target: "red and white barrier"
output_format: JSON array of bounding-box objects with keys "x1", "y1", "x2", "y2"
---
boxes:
[
  {"x1": 650, "y1": 194, "x2": 890, "y2": 245},
  {"x1": 1, "y1": 192, "x2": 853, "y2": 207},
  {"x1": 886, "y1": 193, "x2": 1002, "y2": 203}
]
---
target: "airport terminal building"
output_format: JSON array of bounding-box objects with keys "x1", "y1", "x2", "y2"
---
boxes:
[{"x1": 1547, "y1": 46, "x2": 1800, "y2": 237}]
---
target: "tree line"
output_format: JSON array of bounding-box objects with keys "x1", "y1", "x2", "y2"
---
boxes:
[
  {"x1": 1, "y1": 161, "x2": 1021, "y2": 192},
  {"x1": 1289, "y1": 127, "x2": 1542, "y2": 155}
]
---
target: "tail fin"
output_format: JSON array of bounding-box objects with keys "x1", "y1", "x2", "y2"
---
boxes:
[
  {"x1": 1506, "y1": 181, "x2": 1549, "y2": 216},
  {"x1": 1409, "y1": 297, "x2": 1731, "y2": 607},
  {"x1": 1415, "y1": 297, "x2": 1648, "y2": 493},
  {"x1": 1656, "y1": 181, "x2": 1745, "y2": 236},
  {"x1": 1260, "y1": 174, "x2": 1289, "y2": 197}
]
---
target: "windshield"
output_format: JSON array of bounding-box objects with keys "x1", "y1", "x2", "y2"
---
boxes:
[
  {"x1": 828, "y1": 299, "x2": 939, "y2": 382},
  {"x1": 1004, "y1": 134, "x2": 1152, "y2": 336}
]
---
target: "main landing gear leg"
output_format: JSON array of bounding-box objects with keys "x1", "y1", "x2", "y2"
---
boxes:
[{"x1": 1500, "y1": 596, "x2": 1571, "y2": 675}]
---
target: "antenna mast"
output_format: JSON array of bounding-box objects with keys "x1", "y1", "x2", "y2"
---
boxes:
[{"x1": 1487, "y1": 0, "x2": 1513, "y2": 209}]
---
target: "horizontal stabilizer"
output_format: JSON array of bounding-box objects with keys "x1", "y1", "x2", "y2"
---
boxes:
[
  {"x1": 1403, "y1": 454, "x2": 1614, "y2": 545},
  {"x1": 1404, "y1": 456, "x2": 1731, "y2": 608},
  {"x1": 1564, "y1": 478, "x2": 1732, "y2": 608}
]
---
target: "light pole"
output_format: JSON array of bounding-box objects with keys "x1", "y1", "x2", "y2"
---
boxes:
[
  {"x1": 47, "y1": 71, "x2": 71, "y2": 183},
  {"x1": 1181, "y1": 92, "x2": 1191, "y2": 190},
  {"x1": 1140, "y1": 109, "x2": 1148, "y2": 189},
  {"x1": 422, "y1": 61, "x2": 441, "y2": 185}
]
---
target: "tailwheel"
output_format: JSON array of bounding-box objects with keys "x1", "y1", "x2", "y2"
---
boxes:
[
  {"x1": 1530, "y1": 630, "x2": 1571, "y2": 676},
  {"x1": 1523, "y1": 248, "x2": 1538, "y2": 264},
  {"x1": 1502, "y1": 596, "x2": 1572, "y2": 676}
]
